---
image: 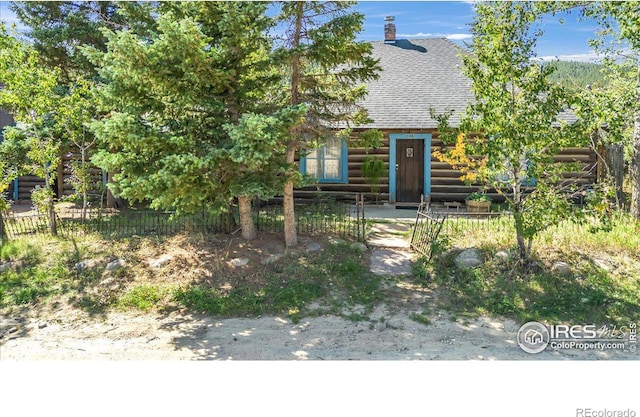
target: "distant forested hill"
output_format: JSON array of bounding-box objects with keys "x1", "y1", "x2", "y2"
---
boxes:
[{"x1": 544, "y1": 61, "x2": 606, "y2": 90}]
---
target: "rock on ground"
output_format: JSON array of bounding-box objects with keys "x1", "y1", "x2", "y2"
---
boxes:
[
  {"x1": 494, "y1": 250, "x2": 510, "y2": 263},
  {"x1": 148, "y1": 254, "x2": 173, "y2": 268},
  {"x1": 0, "y1": 262, "x2": 17, "y2": 273},
  {"x1": 350, "y1": 242, "x2": 368, "y2": 253},
  {"x1": 75, "y1": 259, "x2": 100, "y2": 271},
  {"x1": 551, "y1": 261, "x2": 571, "y2": 276},
  {"x1": 229, "y1": 257, "x2": 249, "y2": 267},
  {"x1": 455, "y1": 249, "x2": 484, "y2": 269},
  {"x1": 306, "y1": 242, "x2": 323, "y2": 253},
  {"x1": 105, "y1": 258, "x2": 126, "y2": 272}
]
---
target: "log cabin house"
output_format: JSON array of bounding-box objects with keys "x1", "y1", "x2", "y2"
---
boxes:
[
  {"x1": 295, "y1": 17, "x2": 598, "y2": 205},
  {"x1": 1, "y1": 17, "x2": 598, "y2": 207}
]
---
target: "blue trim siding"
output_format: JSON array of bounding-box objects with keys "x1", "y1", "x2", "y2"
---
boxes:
[
  {"x1": 389, "y1": 133, "x2": 431, "y2": 203},
  {"x1": 12, "y1": 178, "x2": 18, "y2": 201},
  {"x1": 300, "y1": 138, "x2": 349, "y2": 184}
]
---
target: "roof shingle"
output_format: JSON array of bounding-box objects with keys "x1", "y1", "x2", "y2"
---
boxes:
[{"x1": 360, "y1": 38, "x2": 474, "y2": 129}]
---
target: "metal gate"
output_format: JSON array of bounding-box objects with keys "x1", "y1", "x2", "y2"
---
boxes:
[{"x1": 410, "y1": 201, "x2": 447, "y2": 260}]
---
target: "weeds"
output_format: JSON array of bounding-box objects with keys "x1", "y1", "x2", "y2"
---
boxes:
[
  {"x1": 417, "y1": 214, "x2": 640, "y2": 326},
  {"x1": 1, "y1": 234, "x2": 383, "y2": 322}
]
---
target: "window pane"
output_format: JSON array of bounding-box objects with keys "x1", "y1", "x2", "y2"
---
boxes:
[
  {"x1": 306, "y1": 158, "x2": 320, "y2": 178},
  {"x1": 324, "y1": 159, "x2": 339, "y2": 178},
  {"x1": 325, "y1": 137, "x2": 341, "y2": 158},
  {"x1": 303, "y1": 137, "x2": 344, "y2": 181}
]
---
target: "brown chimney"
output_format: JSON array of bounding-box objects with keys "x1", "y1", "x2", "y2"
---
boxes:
[{"x1": 384, "y1": 16, "x2": 396, "y2": 44}]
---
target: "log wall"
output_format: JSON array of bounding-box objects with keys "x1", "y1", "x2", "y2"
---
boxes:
[{"x1": 296, "y1": 129, "x2": 599, "y2": 203}]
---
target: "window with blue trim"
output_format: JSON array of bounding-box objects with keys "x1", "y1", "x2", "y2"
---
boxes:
[
  {"x1": 493, "y1": 157, "x2": 536, "y2": 186},
  {"x1": 300, "y1": 137, "x2": 348, "y2": 183}
]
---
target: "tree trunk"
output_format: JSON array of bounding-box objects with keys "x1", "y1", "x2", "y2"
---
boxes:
[
  {"x1": 0, "y1": 210, "x2": 6, "y2": 241},
  {"x1": 631, "y1": 62, "x2": 640, "y2": 218},
  {"x1": 44, "y1": 167, "x2": 57, "y2": 237},
  {"x1": 238, "y1": 195, "x2": 256, "y2": 240},
  {"x1": 81, "y1": 147, "x2": 88, "y2": 222},
  {"x1": 514, "y1": 212, "x2": 528, "y2": 261},
  {"x1": 604, "y1": 143, "x2": 625, "y2": 209},
  {"x1": 283, "y1": 145, "x2": 298, "y2": 247},
  {"x1": 631, "y1": 113, "x2": 640, "y2": 218},
  {"x1": 106, "y1": 171, "x2": 117, "y2": 208},
  {"x1": 282, "y1": 2, "x2": 304, "y2": 248},
  {"x1": 57, "y1": 148, "x2": 64, "y2": 200},
  {"x1": 48, "y1": 199, "x2": 57, "y2": 236},
  {"x1": 512, "y1": 169, "x2": 527, "y2": 261}
]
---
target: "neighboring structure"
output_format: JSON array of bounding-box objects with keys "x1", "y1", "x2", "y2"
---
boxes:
[
  {"x1": 296, "y1": 18, "x2": 597, "y2": 204},
  {"x1": 0, "y1": 108, "x2": 104, "y2": 204}
]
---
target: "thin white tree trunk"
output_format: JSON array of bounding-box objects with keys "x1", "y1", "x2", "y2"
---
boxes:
[
  {"x1": 630, "y1": 62, "x2": 640, "y2": 218},
  {"x1": 630, "y1": 112, "x2": 640, "y2": 218}
]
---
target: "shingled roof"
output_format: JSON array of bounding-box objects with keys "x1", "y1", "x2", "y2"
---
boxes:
[
  {"x1": 360, "y1": 38, "x2": 474, "y2": 129},
  {"x1": 359, "y1": 37, "x2": 578, "y2": 129}
]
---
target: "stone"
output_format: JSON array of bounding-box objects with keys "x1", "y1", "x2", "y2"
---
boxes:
[
  {"x1": 592, "y1": 259, "x2": 611, "y2": 272},
  {"x1": 350, "y1": 242, "x2": 368, "y2": 253},
  {"x1": 454, "y1": 249, "x2": 484, "y2": 269},
  {"x1": 261, "y1": 254, "x2": 283, "y2": 265},
  {"x1": 551, "y1": 261, "x2": 572, "y2": 276},
  {"x1": 230, "y1": 257, "x2": 249, "y2": 267},
  {"x1": 105, "y1": 258, "x2": 126, "y2": 272},
  {"x1": 306, "y1": 242, "x2": 323, "y2": 253},
  {"x1": 75, "y1": 259, "x2": 99, "y2": 271},
  {"x1": 494, "y1": 250, "x2": 510, "y2": 263},
  {"x1": 0, "y1": 262, "x2": 16, "y2": 273},
  {"x1": 148, "y1": 254, "x2": 173, "y2": 268},
  {"x1": 99, "y1": 277, "x2": 115, "y2": 287}
]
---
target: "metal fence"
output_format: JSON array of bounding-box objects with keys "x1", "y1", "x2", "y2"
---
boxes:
[
  {"x1": 410, "y1": 204, "x2": 447, "y2": 260},
  {"x1": 410, "y1": 205, "x2": 515, "y2": 258},
  {"x1": 435, "y1": 210, "x2": 515, "y2": 237},
  {"x1": 1, "y1": 196, "x2": 366, "y2": 242}
]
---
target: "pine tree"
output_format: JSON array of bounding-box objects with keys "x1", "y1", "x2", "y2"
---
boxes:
[
  {"x1": 88, "y1": 2, "x2": 297, "y2": 239},
  {"x1": 274, "y1": 1, "x2": 381, "y2": 247}
]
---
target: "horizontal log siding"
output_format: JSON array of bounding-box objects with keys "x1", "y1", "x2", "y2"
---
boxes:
[
  {"x1": 17, "y1": 175, "x2": 45, "y2": 200},
  {"x1": 296, "y1": 129, "x2": 598, "y2": 203},
  {"x1": 14, "y1": 151, "x2": 103, "y2": 202}
]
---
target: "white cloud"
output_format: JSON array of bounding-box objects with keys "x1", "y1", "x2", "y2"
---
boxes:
[
  {"x1": 535, "y1": 52, "x2": 603, "y2": 63},
  {"x1": 398, "y1": 32, "x2": 472, "y2": 41},
  {"x1": 446, "y1": 33, "x2": 473, "y2": 41},
  {"x1": 397, "y1": 32, "x2": 433, "y2": 38}
]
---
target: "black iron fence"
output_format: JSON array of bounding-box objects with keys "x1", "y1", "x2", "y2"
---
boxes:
[
  {"x1": 435, "y1": 210, "x2": 514, "y2": 237},
  {"x1": 410, "y1": 206, "x2": 514, "y2": 258},
  {"x1": 411, "y1": 204, "x2": 447, "y2": 260},
  {"x1": 1, "y1": 196, "x2": 366, "y2": 242}
]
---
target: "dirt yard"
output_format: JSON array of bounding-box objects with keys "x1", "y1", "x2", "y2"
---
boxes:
[
  {"x1": 2, "y1": 300, "x2": 635, "y2": 360},
  {"x1": 1, "y1": 204, "x2": 637, "y2": 360}
]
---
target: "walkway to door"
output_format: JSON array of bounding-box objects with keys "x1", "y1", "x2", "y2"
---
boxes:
[{"x1": 364, "y1": 206, "x2": 415, "y2": 277}]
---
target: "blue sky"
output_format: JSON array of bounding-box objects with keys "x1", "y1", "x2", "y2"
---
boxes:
[
  {"x1": 0, "y1": 1, "x2": 602, "y2": 62},
  {"x1": 354, "y1": 1, "x2": 601, "y2": 62}
]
